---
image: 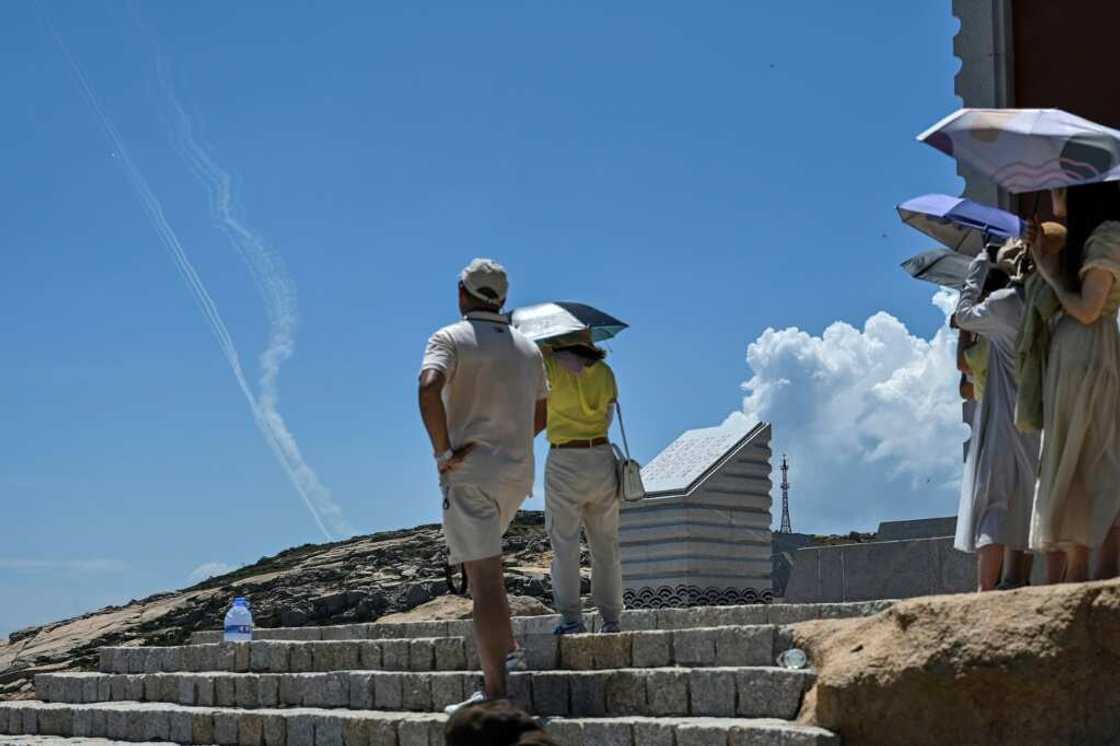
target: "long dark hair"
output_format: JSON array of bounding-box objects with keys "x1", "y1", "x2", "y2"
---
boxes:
[
  {"x1": 554, "y1": 343, "x2": 606, "y2": 364},
  {"x1": 1063, "y1": 182, "x2": 1120, "y2": 289}
]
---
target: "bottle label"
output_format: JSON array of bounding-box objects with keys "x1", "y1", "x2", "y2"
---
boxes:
[{"x1": 224, "y1": 625, "x2": 252, "y2": 635}]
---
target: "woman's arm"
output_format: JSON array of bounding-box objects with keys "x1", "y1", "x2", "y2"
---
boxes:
[
  {"x1": 957, "y1": 330, "x2": 974, "y2": 374},
  {"x1": 1048, "y1": 267, "x2": 1115, "y2": 325}
]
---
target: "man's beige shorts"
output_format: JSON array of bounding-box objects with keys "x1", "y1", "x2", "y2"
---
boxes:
[{"x1": 442, "y1": 482, "x2": 529, "y2": 564}]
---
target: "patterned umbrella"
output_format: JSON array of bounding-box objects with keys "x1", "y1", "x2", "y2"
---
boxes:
[
  {"x1": 900, "y1": 248, "x2": 973, "y2": 289},
  {"x1": 897, "y1": 193, "x2": 1023, "y2": 255},
  {"x1": 509, "y1": 301, "x2": 628, "y2": 344},
  {"x1": 918, "y1": 108, "x2": 1120, "y2": 194}
]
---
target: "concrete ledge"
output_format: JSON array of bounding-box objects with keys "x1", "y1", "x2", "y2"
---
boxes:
[
  {"x1": 0, "y1": 702, "x2": 840, "y2": 746},
  {"x1": 785, "y1": 537, "x2": 972, "y2": 603}
]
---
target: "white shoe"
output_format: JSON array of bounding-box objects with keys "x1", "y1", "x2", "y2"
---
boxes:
[
  {"x1": 505, "y1": 645, "x2": 527, "y2": 672},
  {"x1": 444, "y1": 689, "x2": 488, "y2": 715}
]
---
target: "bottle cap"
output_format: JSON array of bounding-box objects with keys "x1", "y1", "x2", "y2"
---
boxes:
[{"x1": 233, "y1": 597, "x2": 249, "y2": 607}]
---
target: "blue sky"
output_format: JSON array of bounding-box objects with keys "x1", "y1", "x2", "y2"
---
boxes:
[{"x1": 1, "y1": 1, "x2": 964, "y2": 636}]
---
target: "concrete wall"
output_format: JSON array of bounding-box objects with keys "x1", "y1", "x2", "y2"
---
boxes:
[
  {"x1": 784, "y1": 537, "x2": 974, "y2": 603},
  {"x1": 621, "y1": 425, "x2": 774, "y2": 607}
]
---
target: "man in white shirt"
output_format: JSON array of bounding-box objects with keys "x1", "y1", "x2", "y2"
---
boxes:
[{"x1": 418, "y1": 258, "x2": 548, "y2": 711}]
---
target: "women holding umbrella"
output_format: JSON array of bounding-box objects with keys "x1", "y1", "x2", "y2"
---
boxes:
[
  {"x1": 510, "y1": 302, "x2": 629, "y2": 633},
  {"x1": 1025, "y1": 183, "x2": 1120, "y2": 581}
]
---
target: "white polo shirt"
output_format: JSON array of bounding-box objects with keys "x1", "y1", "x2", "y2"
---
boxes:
[{"x1": 421, "y1": 311, "x2": 549, "y2": 493}]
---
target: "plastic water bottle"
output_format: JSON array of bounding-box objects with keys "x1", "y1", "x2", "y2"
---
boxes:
[{"x1": 223, "y1": 597, "x2": 253, "y2": 643}]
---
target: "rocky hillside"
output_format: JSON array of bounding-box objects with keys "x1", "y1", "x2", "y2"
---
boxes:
[{"x1": 0, "y1": 512, "x2": 564, "y2": 700}]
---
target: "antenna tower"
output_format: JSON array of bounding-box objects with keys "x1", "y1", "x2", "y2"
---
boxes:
[{"x1": 779, "y1": 454, "x2": 792, "y2": 534}]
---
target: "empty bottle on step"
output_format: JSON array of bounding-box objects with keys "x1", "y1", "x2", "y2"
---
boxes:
[{"x1": 223, "y1": 597, "x2": 253, "y2": 642}]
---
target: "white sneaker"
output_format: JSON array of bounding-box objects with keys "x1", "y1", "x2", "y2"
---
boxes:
[
  {"x1": 444, "y1": 689, "x2": 488, "y2": 715},
  {"x1": 505, "y1": 645, "x2": 527, "y2": 672}
]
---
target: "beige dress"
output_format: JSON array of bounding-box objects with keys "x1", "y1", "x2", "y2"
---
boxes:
[{"x1": 1030, "y1": 221, "x2": 1120, "y2": 550}]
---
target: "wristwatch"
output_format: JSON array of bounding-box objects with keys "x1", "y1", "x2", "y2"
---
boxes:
[{"x1": 435, "y1": 449, "x2": 454, "y2": 467}]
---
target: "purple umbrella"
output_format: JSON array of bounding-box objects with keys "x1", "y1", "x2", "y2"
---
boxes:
[{"x1": 897, "y1": 193, "x2": 1023, "y2": 256}]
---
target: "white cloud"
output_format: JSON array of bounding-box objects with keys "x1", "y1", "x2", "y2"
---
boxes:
[
  {"x1": 188, "y1": 562, "x2": 238, "y2": 584},
  {"x1": 732, "y1": 293, "x2": 969, "y2": 534},
  {"x1": 0, "y1": 558, "x2": 128, "y2": 574}
]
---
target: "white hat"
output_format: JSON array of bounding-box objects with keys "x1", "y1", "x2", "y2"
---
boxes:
[{"x1": 459, "y1": 258, "x2": 509, "y2": 306}]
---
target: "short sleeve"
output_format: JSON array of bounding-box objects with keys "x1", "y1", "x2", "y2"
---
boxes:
[
  {"x1": 536, "y1": 351, "x2": 550, "y2": 400},
  {"x1": 1081, "y1": 221, "x2": 1120, "y2": 281},
  {"x1": 421, "y1": 330, "x2": 457, "y2": 380}
]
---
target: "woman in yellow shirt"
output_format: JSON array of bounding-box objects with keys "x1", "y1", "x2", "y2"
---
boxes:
[{"x1": 541, "y1": 335, "x2": 622, "y2": 634}]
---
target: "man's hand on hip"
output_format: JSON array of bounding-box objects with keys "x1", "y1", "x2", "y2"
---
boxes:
[{"x1": 438, "y1": 443, "x2": 476, "y2": 474}]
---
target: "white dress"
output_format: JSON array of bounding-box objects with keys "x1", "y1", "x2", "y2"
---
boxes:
[{"x1": 954, "y1": 257, "x2": 1041, "y2": 552}]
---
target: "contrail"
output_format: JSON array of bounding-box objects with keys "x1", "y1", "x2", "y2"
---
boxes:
[{"x1": 42, "y1": 8, "x2": 347, "y2": 541}]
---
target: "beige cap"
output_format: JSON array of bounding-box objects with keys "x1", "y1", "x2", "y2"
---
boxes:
[{"x1": 459, "y1": 258, "x2": 509, "y2": 306}]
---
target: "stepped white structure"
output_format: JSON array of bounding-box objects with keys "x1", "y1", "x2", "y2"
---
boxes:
[
  {"x1": 0, "y1": 599, "x2": 895, "y2": 745},
  {"x1": 622, "y1": 421, "x2": 774, "y2": 609}
]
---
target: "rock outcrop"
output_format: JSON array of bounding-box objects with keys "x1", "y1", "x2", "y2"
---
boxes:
[
  {"x1": 1, "y1": 512, "x2": 560, "y2": 700},
  {"x1": 793, "y1": 578, "x2": 1120, "y2": 746}
]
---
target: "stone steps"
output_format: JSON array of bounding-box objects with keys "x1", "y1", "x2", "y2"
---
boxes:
[
  {"x1": 187, "y1": 600, "x2": 893, "y2": 644},
  {"x1": 101, "y1": 624, "x2": 781, "y2": 674},
  {"x1": 37, "y1": 667, "x2": 812, "y2": 719},
  {"x1": 0, "y1": 701, "x2": 841, "y2": 745},
  {"x1": 0, "y1": 738, "x2": 185, "y2": 746}
]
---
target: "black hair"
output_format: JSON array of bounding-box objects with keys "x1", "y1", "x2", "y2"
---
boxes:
[
  {"x1": 982, "y1": 266, "x2": 1010, "y2": 296},
  {"x1": 445, "y1": 700, "x2": 556, "y2": 746},
  {"x1": 553, "y1": 343, "x2": 606, "y2": 364},
  {"x1": 1063, "y1": 182, "x2": 1120, "y2": 289}
]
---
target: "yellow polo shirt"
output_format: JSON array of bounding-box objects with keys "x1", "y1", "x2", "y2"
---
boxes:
[{"x1": 544, "y1": 355, "x2": 617, "y2": 445}]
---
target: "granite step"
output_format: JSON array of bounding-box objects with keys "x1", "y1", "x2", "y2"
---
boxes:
[
  {"x1": 102, "y1": 624, "x2": 783, "y2": 675},
  {"x1": 0, "y1": 738, "x2": 192, "y2": 746},
  {"x1": 188, "y1": 600, "x2": 894, "y2": 644},
  {"x1": 38, "y1": 667, "x2": 812, "y2": 719},
  {"x1": 0, "y1": 701, "x2": 840, "y2": 746}
]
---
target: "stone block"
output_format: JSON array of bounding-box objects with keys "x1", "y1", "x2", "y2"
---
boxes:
[
  {"x1": 358, "y1": 641, "x2": 383, "y2": 670},
  {"x1": 132, "y1": 706, "x2": 170, "y2": 741},
  {"x1": 72, "y1": 706, "x2": 94, "y2": 737},
  {"x1": 521, "y1": 634, "x2": 558, "y2": 670},
  {"x1": 263, "y1": 713, "x2": 287, "y2": 746},
  {"x1": 32, "y1": 675, "x2": 53, "y2": 702},
  {"x1": 672, "y1": 629, "x2": 717, "y2": 667},
  {"x1": 645, "y1": 669, "x2": 690, "y2": 716},
  {"x1": 179, "y1": 676, "x2": 198, "y2": 706},
  {"x1": 98, "y1": 650, "x2": 113, "y2": 674},
  {"x1": 216, "y1": 676, "x2": 238, "y2": 707},
  {"x1": 715, "y1": 626, "x2": 772, "y2": 667},
  {"x1": 162, "y1": 647, "x2": 183, "y2": 672},
  {"x1": 197, "y1": 676, "x2": 216, "y2": 707},
  {"x1": 429, "y1": 673, "x2": 464, "y2": 711},
  {"x1": 605, "y1": 671, "x2": 647, "y2": 715},
  {"x1": 380, "y1": 640, "x2": 410, "y2": 671},
  {"x1": 192, "y1": 709, "x2": 217, "y2": 745},
  {"x1": 237, "y1": 674, "x2": 262, "y2": 708},
  {"x1": 268, "y1": 643, "x2": 292, "y2": 673},
  {"x1": 544, "y1": 719, "x2": 582, "y2": 746},
  {"x1": 335, "y1": 642, "x2": 361, "y2": 671},
  {"x1": 558, "y1": 637, "x2": 594, "y2": 670},
  {"x1": 445, "y1": 620, "x2": 473, "y2": 638},
  {"x1": 402, "y1": 673, "x2": 433, "y2": 711},
  {"x1": 410, "y1": 622, "x2": 449, "y2": 639},
  {"x1": 531, "y1": 672, "x2": 569, "y2": 716},
  {"x1": 580, "y1": 720, "x2": 633, "y2": 746},
  {"x1": 367, "y1": 717, "x2": 398, "y2": 746},
  {"x1": 290, "y1": 643, "x2": 313, "y2": 673},
  {"x1": 287, "y1": 714, "x2": 315, "y2": 746},
  {"x1": 368, "y1": 623, "x2": 407, "y2": 640},
  {"x1": 279, "y1": 674, "x2": 306, "y2": 706},
  {"x1": 314, "y1": 715, "x2": 344, "y2": 746},
  {"x1": 632, "y1": 631, "x2": 672, "y2": 668},
  {"x1": 592, "y1": 633, "x2": 633, "y2": 669},
  {"x1": 251, "y1": 644, "x2": 273, "y2": 672},
  {"x1": 125, "y1": 675, "x2": 144, "y2": 701},
  {"x1": 568, "y1": 672, "x2": 609, "y2": 717},
  {"x1": 622, "y1": 609, "x2": 658, "y2": 630},
  {"x1": 126, "y1": 649, "x2": 145, "y2": 674},
  {"x1": 690, "y1": 669, "x2": 737, "y2": 717},
  {"x1": 240, "y1": 712, "x2": 266, "y2": 746},
  {"x1": 676, "y1": 722, "x2": 733, "y2": 746},
  {"x1": 98, "y1": 675, "x2": 112, "y2": 701},
  {"x1": 143, "y1": 649, "x2": 163, "y2": 673},
  {"x1": 216, "y1": 644, "x2": 238, "y2": 672},
  {"x1": 463, "y1": 638, "x2": 481, "y2": 670},
  {"x1": 769, "y1": 604, "x2": 820, "y2": 625},
  {"x1": 108, "y1": 648, "x2": 128, "y2": 674},
  {"x1": 728, "y1": 723, "x2": 786, "y2": 746},
  {"x1": 349, "y1": 673, "x2": 374, "y2": 709},
  {"x1": 199, "y1": 645, "x2": 221, "y2": 673},
  {"x1": 322, "y1": 624, "x2": 367, "y2": 641},
  {"x1": 169, "y1": 710, "x2": 193, "y2": 744},
  {"x1": 506, "y1": 672, "x2": 532, "y2": 711},
  {"x1": 104, "y1": 708, "x2": 128, "y2": 740},
  {"x1": 36, "y1": 706, "x2": 72, "y2": 736},
  {"x1": 373, "y1": 672, "x2": 403, "y2": 710},
  {"x1": 259, "y1": 675, "x2": 280, "y2": 707},
  {"x1": 236, "y1": 643, "x2": 252, "y2": 673},
  {"x1": 516, "y1": 616, "x2": 559, "y2": 636},
  {"x1": 305, "y1": 673, "x2": 349, "y2": 708},
  {"x1": 342, "y1": 714, "x2": 369, "y2": 746},
  {"x1": 736, "y1": 668, "x2": 811, "y2": 719},
  {"x1": 633, "y1": 720, "x2": 676, "y2": 746},
  {"x1": 215, "y1": 711, "x2": 241, "y2": 745},
  {"x1": 432, "y1": 638, "x2": 464, "y2": 671},
  {"x1": 409, "y1": 640, "x2": 435, "y2": 672},
  {"x1": 773, "y1": 626, "x2": 796, "y2": 661},
  {"x1": 396, "y1": 718, "x2": 430, "y2": 746}
]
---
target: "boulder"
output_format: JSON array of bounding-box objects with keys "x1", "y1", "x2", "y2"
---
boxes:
[
  {"x1": 377, "y1": 594, "x2": 553, "y2": 622},
  {"x1": 793, "y1": 578, "x2": 1120, "y2": 745}
]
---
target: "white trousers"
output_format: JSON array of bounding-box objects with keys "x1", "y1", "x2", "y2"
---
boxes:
[{"x1": 545, "y1": 444, "x2": 623, "y2": 624}]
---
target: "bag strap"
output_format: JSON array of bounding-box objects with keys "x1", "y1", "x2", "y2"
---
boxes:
[{"x1": 614, "y1": 401, "x2": 633, "y2": 460}]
